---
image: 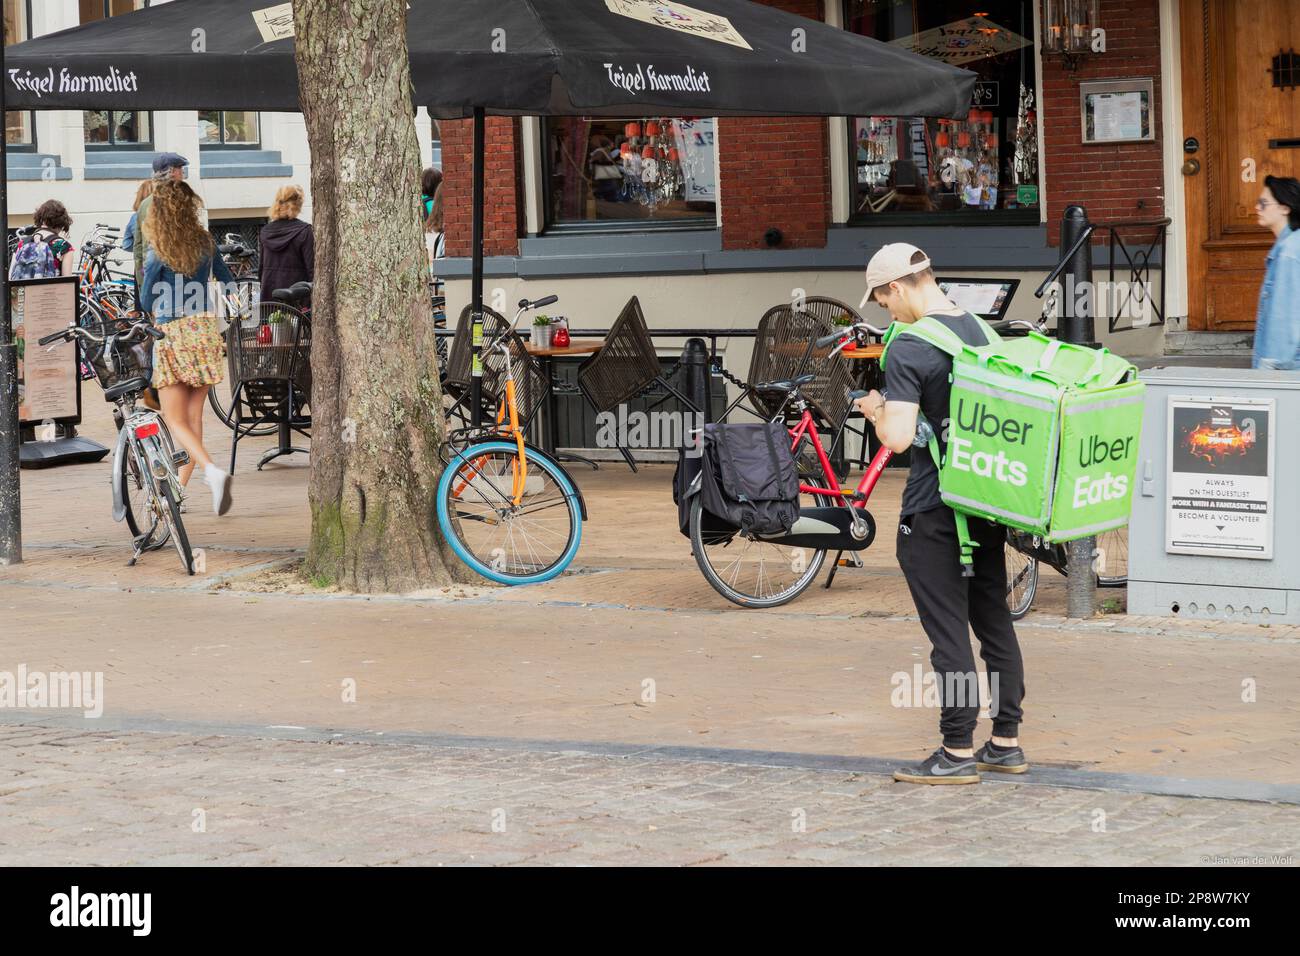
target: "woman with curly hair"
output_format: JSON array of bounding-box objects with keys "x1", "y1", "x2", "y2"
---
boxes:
[{"x1": 142, "y1": 179, "x2": 236, "y2": 516}]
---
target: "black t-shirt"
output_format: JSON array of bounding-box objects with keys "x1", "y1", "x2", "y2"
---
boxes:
[{"x1": 883, "y1": 311, "x2": 990, "y2": 516}]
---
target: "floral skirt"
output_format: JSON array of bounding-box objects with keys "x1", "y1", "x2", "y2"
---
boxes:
[{"x1": 152, "y1": 314, "x2": 225, "y2": 389}]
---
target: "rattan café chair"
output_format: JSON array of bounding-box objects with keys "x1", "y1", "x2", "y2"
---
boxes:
[{"x1": 576, "y1": 295, "x2": 701, "y2": 473}]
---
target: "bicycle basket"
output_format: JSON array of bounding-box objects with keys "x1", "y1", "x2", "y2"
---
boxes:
[{"x1": 85, "y1": 319, "x2": 154, "y2": 391}]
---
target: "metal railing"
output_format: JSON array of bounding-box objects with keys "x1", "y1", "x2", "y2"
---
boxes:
[{"x1": 1035, "y1": 216, "x2": 1170, "y2": 335}]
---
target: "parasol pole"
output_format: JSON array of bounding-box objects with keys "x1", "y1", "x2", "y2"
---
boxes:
[
  {"x1": 469, "y1": 105, "x2": 485, "y2": 428},
  {"x1": 0, "y1": 32, "x2": 22, "y2": 565}
]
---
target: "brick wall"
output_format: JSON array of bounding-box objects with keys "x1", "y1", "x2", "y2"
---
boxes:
[
  {"x1": 1040, "y1": 0, "x2": 1166, "y2": 245},
  {"x1": 435, "y1": 1, "x2": 1161, "y2": 258},
  {"x1": 440, "y1": 116, "x2": 524, "y2": 258},
  {"x1": 718, "y1": 0, "x2": 830, "y2": 250}
]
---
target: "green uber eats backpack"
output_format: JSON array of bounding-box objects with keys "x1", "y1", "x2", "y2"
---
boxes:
[{"x1": 880, "y1": 315, "x2": 1145, "y2": 577}]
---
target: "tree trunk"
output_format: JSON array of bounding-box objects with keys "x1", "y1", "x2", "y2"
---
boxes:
[{"x1": 295, "y1": 0, "x2": 472, "y2": 592}]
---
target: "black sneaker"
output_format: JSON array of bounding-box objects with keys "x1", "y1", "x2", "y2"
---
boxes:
[
  {"x1": 892, "y1": 747, "x2": 980, "y2": 785},
  {"x1": 975, "y1": 741, "x2": 1029, "y2": 774}
]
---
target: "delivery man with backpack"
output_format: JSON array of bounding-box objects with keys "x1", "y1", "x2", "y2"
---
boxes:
[{"x1": 855, "y1": 243, "x2": 1027, "y2": 785}]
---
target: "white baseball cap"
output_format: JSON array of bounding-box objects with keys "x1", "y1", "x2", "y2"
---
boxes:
[{"x1": 859, "y1": 243, "x2": 932, "y2": 309}]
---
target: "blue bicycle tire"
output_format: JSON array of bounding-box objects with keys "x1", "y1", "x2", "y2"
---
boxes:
[{"x1": 436, "y1": 440, "x2": 582, "y2": 585}]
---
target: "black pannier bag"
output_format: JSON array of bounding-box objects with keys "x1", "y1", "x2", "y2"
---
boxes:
[
  {"x1": 697, "y1": 422, "x2": 800, "y2": 538},
  {"x1": 673, "y1": 443, "x2": 736, "y2": 545}
]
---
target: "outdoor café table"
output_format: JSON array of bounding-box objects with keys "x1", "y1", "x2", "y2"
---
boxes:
[
  {"x1": 240, "y1": 338, "x2": 313, "y2": 469},
  {"x1": 522, "y1": 338, "x2": 605, "y2": 466}
]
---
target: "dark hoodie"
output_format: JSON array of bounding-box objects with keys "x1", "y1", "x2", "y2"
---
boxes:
[{"x1": 259, "y1": 217, "x2": 314, "y2": 297}]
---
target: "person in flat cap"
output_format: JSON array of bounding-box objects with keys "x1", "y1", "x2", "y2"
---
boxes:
[{"x1": 133, "y1": 153, "x2": 191, "y2": 291}]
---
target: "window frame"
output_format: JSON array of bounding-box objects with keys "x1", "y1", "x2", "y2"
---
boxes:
[
  {"x1": 82, "y1": 110, "x2": 155, "y2": 150},
  {"x1": 197, "y1": 110, "x2": 263, "y2": 150},
  {"x1": 5, "y1": 0, "x2": 36, "y2": 152},
  {"x1": 540, "y1": 116, "x2": 719, "y2": 235},
  {"x1": 841, "y1": 0, "x2": 1043, "y2": 227},
  {"x1": 81, "y1": 0, "x2": 151, "y2": 21}
]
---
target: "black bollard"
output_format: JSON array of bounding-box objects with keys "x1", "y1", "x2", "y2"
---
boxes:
[
  {"x1": 1060, "y1": 204, "x2": 1098, "y2": 349},
  {"x1": 680, "y1": 337, "x2": 712, "y2": 423},
  {"x1": 1059, "y1": 204, "x2": 1097, "y2": 617}
]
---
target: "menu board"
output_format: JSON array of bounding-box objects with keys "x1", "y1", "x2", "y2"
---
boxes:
[{"x1": 13, "y1": 277, "x2": 80, "y2": 425}]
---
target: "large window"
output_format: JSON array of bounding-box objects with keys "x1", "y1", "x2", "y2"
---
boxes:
[
  {"x1": 81, "y1": 0, "x2": 151, "y2": 146},
  {"x1": 4, "y1": 0, "x2": 34, "y2": 150},
  {"x1": 198, "y1": 111, "x2": 261, "y2": 147},
  {"x1": 844, "y1": 0, "x2": 1040, "y2": 222},
  {"x1": 546, "y1": 117, "x2": 717, "y2": 229}
]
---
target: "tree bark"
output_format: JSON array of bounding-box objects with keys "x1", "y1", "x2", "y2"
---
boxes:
[{"x1": 295, "y1": 0, "x2": 472, "y2": 592}]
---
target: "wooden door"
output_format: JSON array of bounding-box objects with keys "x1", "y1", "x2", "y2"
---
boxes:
[{"x1": 1181, "y1": 0, "x2": 1300, "y2": 331}]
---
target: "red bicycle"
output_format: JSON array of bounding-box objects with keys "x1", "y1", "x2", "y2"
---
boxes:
[{"x1": 689, "y1": 321, "x2": 894, "y2": 609}]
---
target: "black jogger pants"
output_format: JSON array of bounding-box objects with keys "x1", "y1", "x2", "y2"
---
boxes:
[{"x1": 896, "y1": 506, "x2": 1026, "y2": 750}]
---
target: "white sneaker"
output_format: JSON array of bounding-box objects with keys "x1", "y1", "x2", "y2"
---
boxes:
[{"x1": 204, "y1": 465, "x2": 233, "y2": 516}]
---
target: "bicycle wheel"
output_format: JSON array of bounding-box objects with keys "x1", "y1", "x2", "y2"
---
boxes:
[
  {"x1": 436, "y1": 440, "x2": 582, "y2": 585},
  {"x1": 1093, "y1": 526, "x2": 1128, "y2": 587},
  {"x1": 1005, "y1": 539, "x2": 1038, "y2": 620},
  {"x1": 159, "y1": 480, "x2": 194, "y2": 576},
  {"x1": 689, "y1": 491, "x2": 833, "y2": 610},
  {"x1": 121, "y1": 443, "x2": 170, "y2": 551}
]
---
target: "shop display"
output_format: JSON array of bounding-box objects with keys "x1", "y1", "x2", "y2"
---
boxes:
[{"x1": 613, "y1": 115, "x2": 711, "y2": 212}]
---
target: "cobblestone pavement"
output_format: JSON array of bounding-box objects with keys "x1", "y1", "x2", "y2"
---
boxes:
[
  {"x1": 7, "y1": 387, "x2": 1300, "y2": 867},
  {"x1": 2, "y1": 724, "x2": 1297, "y2": 866}
]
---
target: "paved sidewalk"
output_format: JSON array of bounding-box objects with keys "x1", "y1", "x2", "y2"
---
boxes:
[
  {"x1": 3, "y1": 724, "x2": 1297, "y2": 866},
  {"x1": 4, "y1": 398, "x2": 1300, "y2": 865}
]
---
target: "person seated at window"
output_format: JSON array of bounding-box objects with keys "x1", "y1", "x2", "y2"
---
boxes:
[
  {"x1": 259, "y1": 185, "x2": 314, "y2": 298},
  {"x1": 589, "y1": 135, "x2": 622, "y2": 203}
]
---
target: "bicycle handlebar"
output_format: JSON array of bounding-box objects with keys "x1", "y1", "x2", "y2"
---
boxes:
[
  {"x1": 815, "y1": 320, "x2": 889, "y2": 350},
  {"x1": 39, "y1": 320, "x2": 164, "y2": 348}
]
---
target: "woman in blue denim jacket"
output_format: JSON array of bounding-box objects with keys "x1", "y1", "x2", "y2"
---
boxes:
[
  {"x1": 1253, "y1": 175, "x2": 1300, "y2": 371},
  {"x1": 142, "y1": 179, "x2": 237, "y2": 515}
]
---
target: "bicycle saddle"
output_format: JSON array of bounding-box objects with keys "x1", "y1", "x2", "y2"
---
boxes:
[
  {"x1": 103, "y1": 377, "x2": 148, "y2": 404},
  {"x1": 754, "y1": 373, "x2": 815, "y2": 393},
  {"x1": 270, "y1": 281, "x2": 313, "y2": 305}
]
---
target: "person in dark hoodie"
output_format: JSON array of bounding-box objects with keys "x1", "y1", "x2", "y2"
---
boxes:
[{"x1": 259, "y1": 185, "x2": 314, "y2": 297}]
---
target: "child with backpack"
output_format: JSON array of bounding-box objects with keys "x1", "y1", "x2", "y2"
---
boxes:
[
  {"x1": 10, "y1": 200, "x2": 76, "y2": 280},
  {"x1": 855, "y1": 243, "x2": 1027, "y2": 785}
]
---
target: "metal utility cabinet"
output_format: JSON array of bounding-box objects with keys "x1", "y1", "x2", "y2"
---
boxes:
[{"x1": 1128, "y1": 367, "x2": 1300, "y2": 624}]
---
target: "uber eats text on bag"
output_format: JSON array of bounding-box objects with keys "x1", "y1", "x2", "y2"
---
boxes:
[
  {"x1": 881, "y1": 316, "x2": 1144, "y2": 573},
  {"x1": 697, "y1": 422, "x2": 801, "y2": 538}
]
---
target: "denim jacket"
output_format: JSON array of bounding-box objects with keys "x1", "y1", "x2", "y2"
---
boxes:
[
  {"x1": 1253, "y1": 226, "x2": 1300, "y2": 370},
  {"x1": 141, "y1": 246, "x2": 235, "y2": 324}
]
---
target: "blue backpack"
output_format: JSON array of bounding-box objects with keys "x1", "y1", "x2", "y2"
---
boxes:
[{"x1": 9, "y1": 233, "x2": 61, "y2": 280}]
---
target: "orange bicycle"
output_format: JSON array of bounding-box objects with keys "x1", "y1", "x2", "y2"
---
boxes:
[{"x1": 435, "y1": 296, "x2": 586, "y2": 584}]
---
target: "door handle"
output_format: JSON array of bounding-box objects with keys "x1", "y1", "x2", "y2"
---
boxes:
[{"x1": 1182, "y1": 158, "x2": 1201, "y2": 176}]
